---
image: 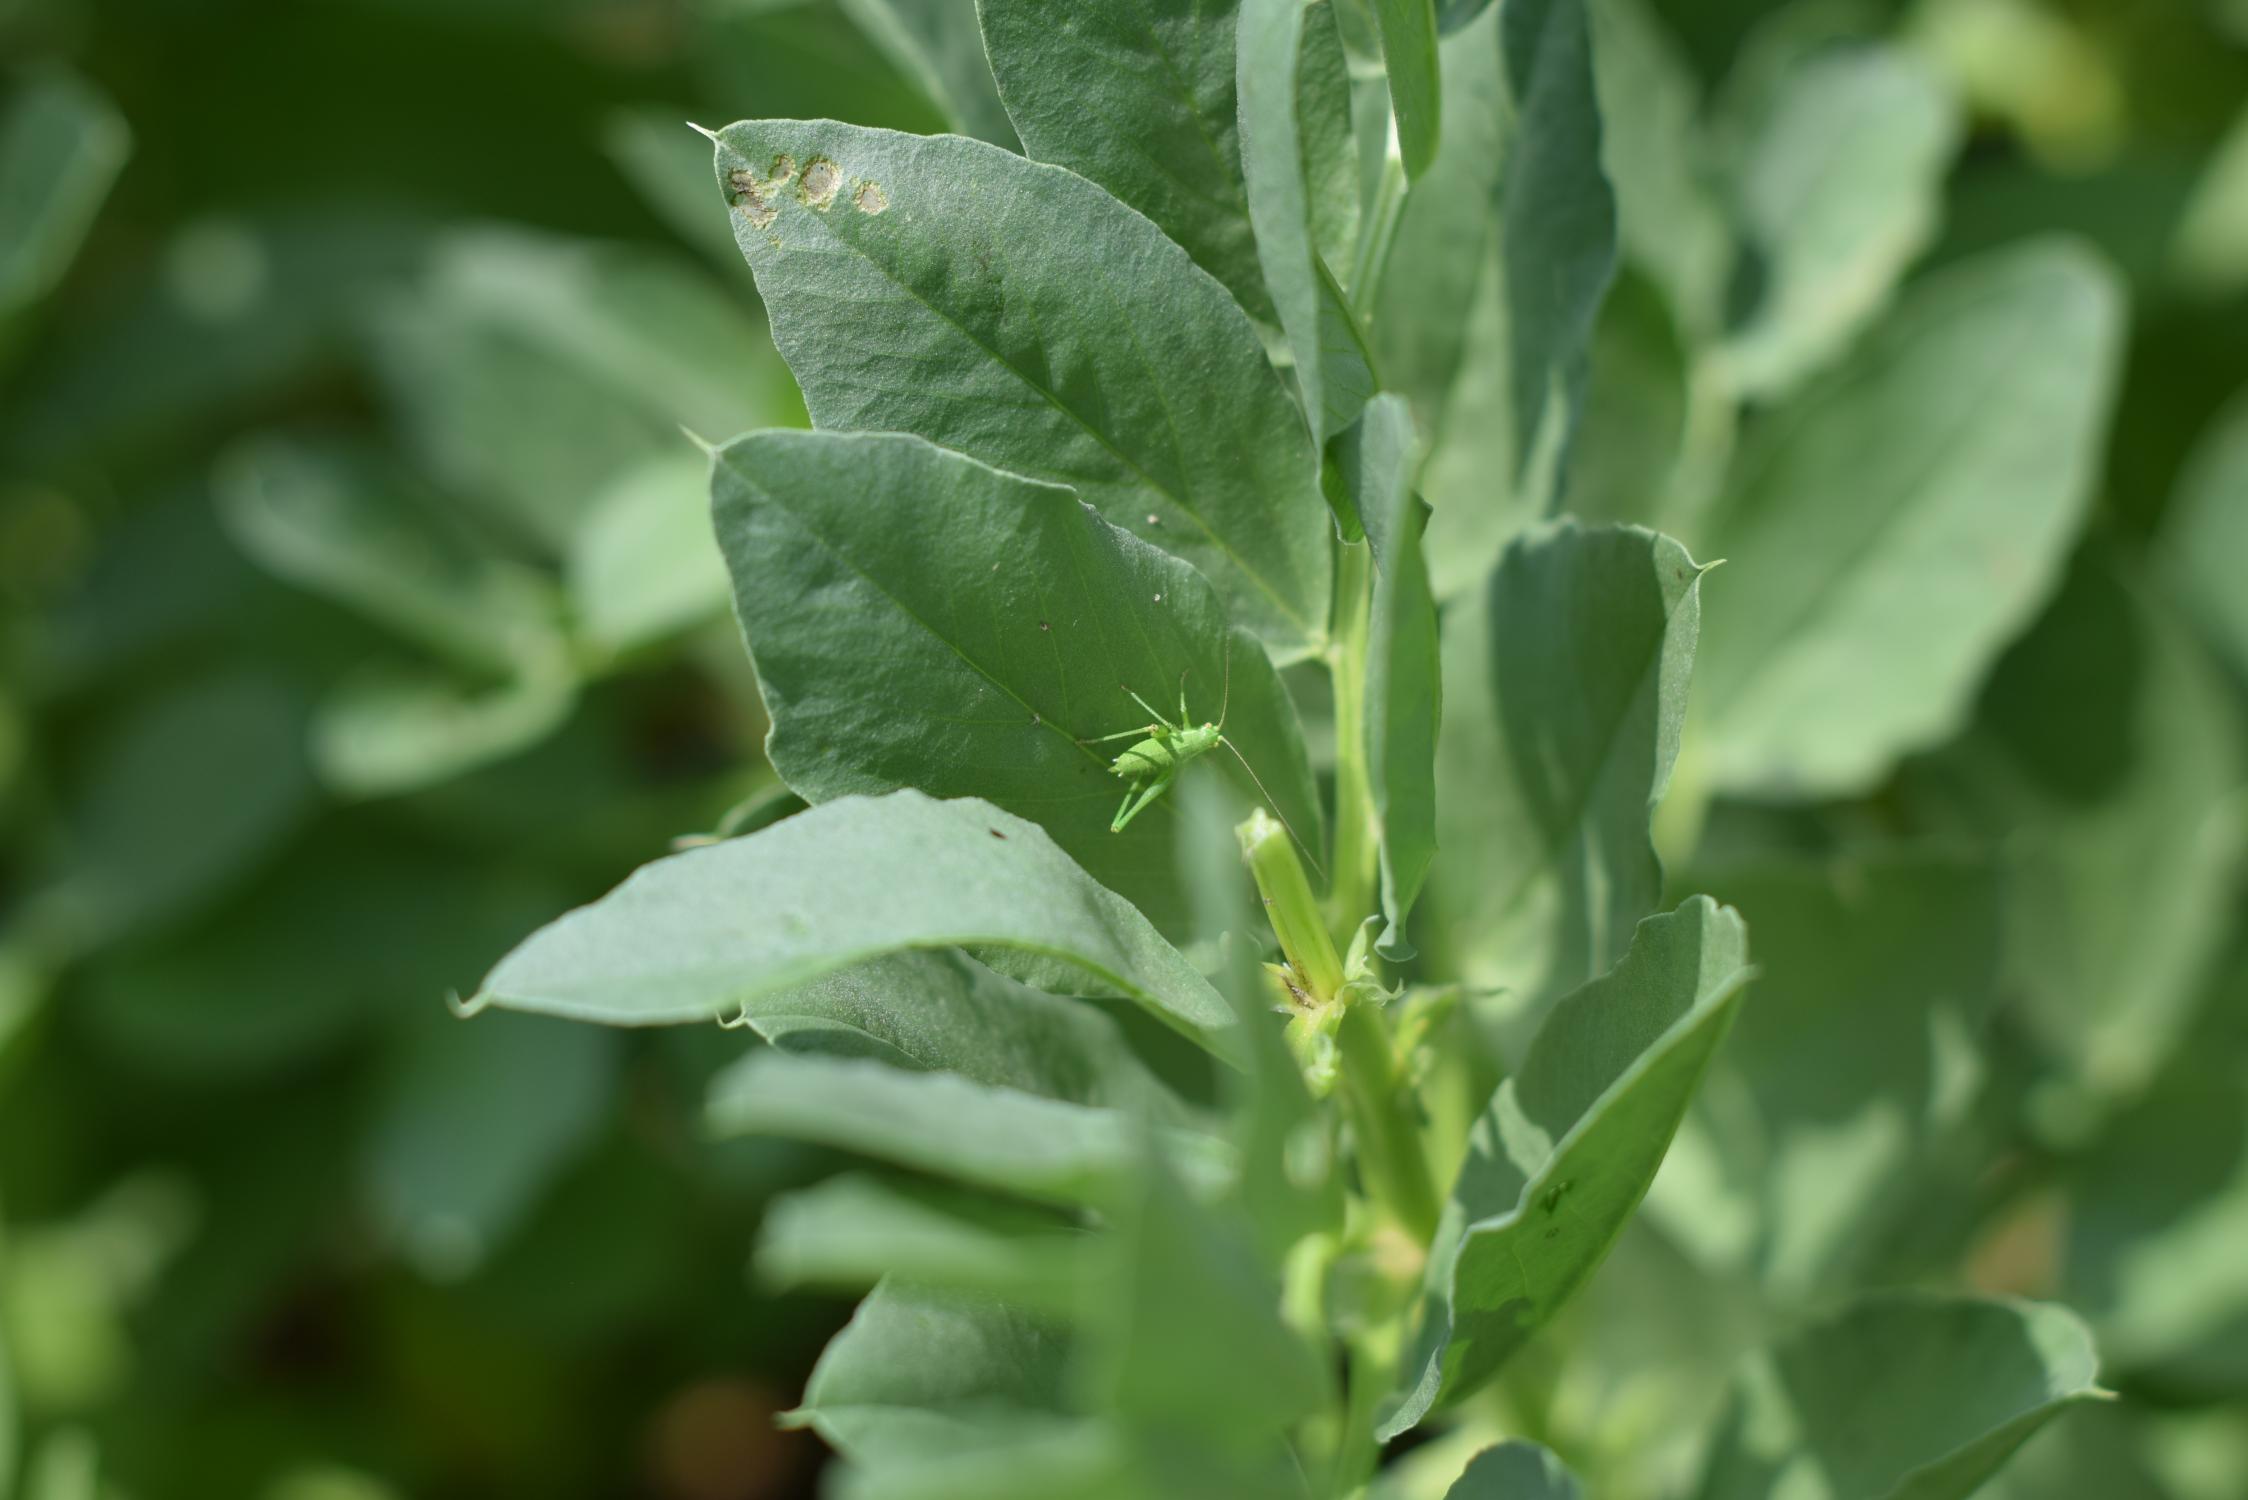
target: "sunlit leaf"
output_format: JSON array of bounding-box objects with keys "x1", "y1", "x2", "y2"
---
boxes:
[
  {"x1": 709, "y1": 119, "x2": 1332, "y2": 658},
  {"x1": 1697, "y1": 240, "x2": 2125, "y2": 799},
  {"x1": 470, "y1": 790, "x2": 1236, "y2": 1055}
]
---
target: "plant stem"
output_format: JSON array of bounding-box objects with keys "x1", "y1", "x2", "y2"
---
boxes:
[
  {"x1": 1239, "y1": 807, "x2": 1346, "y2": 1003},
  {"x1": 1335, "y1": 1001, "x2": 1440, "y2": 1245},
  {"x1": 1329, "y1": 539, "x2": 1377, "y2": 943},
  {"x1": 1349, "y1": 151, "x2": 1410, "y2": 320}
]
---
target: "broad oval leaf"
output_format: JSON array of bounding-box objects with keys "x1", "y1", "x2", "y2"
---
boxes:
[
  {"x1": 978, "y1": 0, "x2": 1269, "y2": 319},
  {"x1": 1717, "y1": 44, "x2": 1963, "y2": 398},
  {"x1": 710, "y1": 120, "x2": 1333, "y2": 658},
  {"x1": 1432, "y1": 521, "x2": 1706, "y2": 1025},
  {"x1": 1696, "y1": 239, "x2": 2126, "y2": 800},
  {"x1": 713, "y1": 429, "x2": 1322, "y2": 938},
  {"x1": 1382, "y1": 896, "x2": 1752, "y2": 1436},
  {"x1": 468, "y1": 789, "x2": 1236, "y2": 1057},
  {"x1": 1693, "y1": 1293, "x2": 2104, "y2": 1500}
]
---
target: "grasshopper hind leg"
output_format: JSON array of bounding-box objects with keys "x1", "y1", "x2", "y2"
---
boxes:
[{"x1": 1110, "y1": 771, "x2": 1173, "y2": 832}]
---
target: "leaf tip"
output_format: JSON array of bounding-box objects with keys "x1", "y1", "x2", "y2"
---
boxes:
[
  {"x1": 685, "y1": 120, "x2": 721, "y2": 144},
  {"x1": 446, "y1": 988, "x2": 491, "y2": 1020}
]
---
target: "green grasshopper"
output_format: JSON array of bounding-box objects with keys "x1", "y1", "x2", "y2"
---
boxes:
[{"x1": 1079, "y1": 651, "x2": 1320, "y2": 870}]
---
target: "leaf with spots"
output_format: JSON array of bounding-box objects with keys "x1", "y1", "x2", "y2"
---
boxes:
[
  {"x1": 711, "y1": 119, "x2": 1333, "y2": 659},
  {"x1": 712, "y1": 429, "x2": 1322, "y2": 937}
]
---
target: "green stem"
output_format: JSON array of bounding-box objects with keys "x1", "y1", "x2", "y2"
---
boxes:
[
  {"x1": 1349, "y1": 152, "x2": 1410, "y2": 320},
  {"x1": 1335, "y1": 1002, "x2": 1440, "y2": 1245},
  {"x1": 1239, "y1": 808, "x2": 1345, "y2": 1003},
  {"x1": 1329, "y1": 540, "x2": 1377, "y2": 944}
]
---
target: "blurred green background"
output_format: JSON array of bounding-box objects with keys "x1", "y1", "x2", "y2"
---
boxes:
[{"x1": 2, "y1": 1, "x2": 2246, "y2": 1498}]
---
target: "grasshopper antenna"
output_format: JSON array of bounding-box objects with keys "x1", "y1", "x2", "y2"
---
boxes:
[{"x1": 1223, "y1": 738, "x2": 1325, "y2": 881}]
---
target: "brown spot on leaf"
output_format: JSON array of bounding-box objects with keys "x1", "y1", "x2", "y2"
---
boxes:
[
  {"x1": 853, "y1": 181, "x2": 889, "y2": 215},
  {"x1": 798, "y1": 157, "x2": 842, "y2": 209}
]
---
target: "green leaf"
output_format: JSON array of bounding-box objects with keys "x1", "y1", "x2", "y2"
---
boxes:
[
  {"x1": 842, "y1": 0, "x2": 1021, "y2": 149},
  {"x1": 1696, "y1": 240, "x2": 2125, "y2": 800},
  {"x1": 214, "y1": 433, "x2": 561, "y2": 677},
  {"x1": 367, "y1": 230, "x2": 790, "y2": 555},
  {"x1": 710, "y1": 120, "x2": 1333, "y2": 658},
  {"x1": 1431, "y1": 522, "x2": 1705, "y2": 1023},
  {"x1": 0, "y1": 69, "x2": 130, "y2": 331},
  {"x1": 469, "y1": 789, "x2": 1237, "y2": 1055},
  {"x1": 1383, "y1": 896, "x2": 1751, "y2": 1436},
  {"x1": 565, "y1": 450, "x2": 732, "y2": 655},
  {"x1": 717, "y1": 948, "x2": 1187, "y2": 1116},
  {"x1": 979, "y1": 0, "x2": 1267, "y2": 319},
  {"x1": 1901, "y1": 550, "x2": 2246, "y2": 1101},
  {"x1": 1444, "y1": 1443, "x2": 1581, "y2": 1499},
  {"x1": 1647, "y1": 847, "x2": 2004, "y2": 1299},
  {"x1": 1718, "y1": 45, "x2": 1963, "y2": 398},
  {"x1": 1585, "y1": 0, "x2": 1729, "y2": 339},
  {"x1": 1348, "y1": 395, "x2": 1440, "y2": 959},
  {"x1": 1241, "y1": 0, "x2": 1374, "y2": 444},
  {"x1": 1380, "y1": 0, "x2": 1619, "y2": 597},
  {"x1": 1371, "y1": 0, "x2": 1443, "y2": 180},
  {"x1": 310, "y1": 650, "x2": 578, "y2": 800},
  {"x1": 1693, "y1": 1293, "x2": 2105, "y2": 1500},
  {"x1": 708, "y1": 1052, "x2": 1225, "y2": 1209},
  {"x1": 758, "y1": 1175, "x2": 1091, "y2": 1313},
  {"x1": 712, "y1": 429, "x2": 1323, "y2": 936},
  {"x1": 365, "y1": 1008, "x2": 618, "y2": 1281},
  {"x1": 789, "y1": 1282, "x2": 1072, "y2": 1465},
  {"x1": 2162, "y1": 392, "x2": 2248, "y2": 683}
]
